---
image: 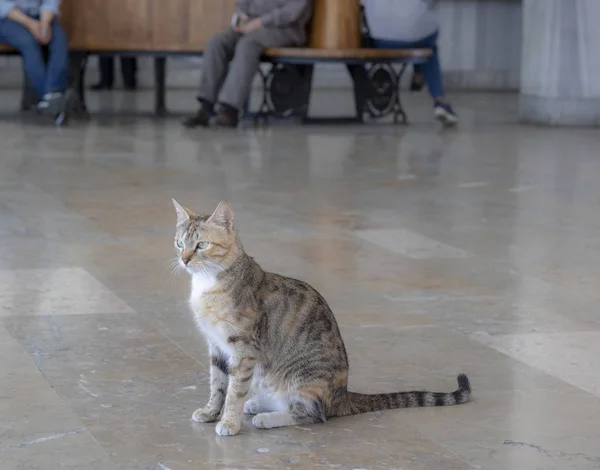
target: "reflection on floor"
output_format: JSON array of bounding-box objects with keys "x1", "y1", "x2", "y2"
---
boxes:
[{"x1": 1, "y1": 90, "x2": 600, "y2": 470}]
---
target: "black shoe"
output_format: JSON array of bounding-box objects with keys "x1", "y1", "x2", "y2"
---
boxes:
[
  {"x1": 209, "y1": 105, "x2": 239, "y2": 128},
  {"x1": 91, "y1": 82, "x2": 113, "y2": 91},
  {"x1": 410, "y1": 73, "x2": 424, "y2": 92},
  {"x1": 182, "y1": 107, "x2": 212, "y2": 128},
  {"x1": 123, "y1": 80, "x2": 137, "y2": 91}
]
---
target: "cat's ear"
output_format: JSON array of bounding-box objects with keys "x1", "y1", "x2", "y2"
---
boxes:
[
  {"x1": 208, "y1": 201, "x2": 235, "y2": 232},
  {"x1": 172, "y1": 198, "x2": 194, "y2": 224}
]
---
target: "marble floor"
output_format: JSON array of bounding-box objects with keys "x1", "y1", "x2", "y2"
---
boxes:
[{"x1": 1, "y1": 90, "x2": 600, "y2": 470}]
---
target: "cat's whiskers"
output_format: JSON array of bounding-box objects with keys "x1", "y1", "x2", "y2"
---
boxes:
[{"x1": 167, "y1": 257, "x2": 186, "y2": 286}]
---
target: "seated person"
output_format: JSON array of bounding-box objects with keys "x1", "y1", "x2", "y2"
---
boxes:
[
  {"x1": 92, "y1": 56, "x2": 138, "y2": 91},
  {"x1": 0, "y1": 0, "x2": 69, "y2": 116},
  {"x1": 183, "y1": 0, "x2": 312, "y2": 129},
  {"x1": 362, "y1": 0, "x2": 458, "y2": 126}
]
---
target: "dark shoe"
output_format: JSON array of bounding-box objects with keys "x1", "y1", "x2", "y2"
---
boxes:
[
  {"x1": 90, "y1": 82, "x2": 113, "y2": 91},
  {"x1": 123, "y1": 80, "x2": 137, "y2": 91},
  {"x1": 410, "y1": 73, "x2": 425, "y2": 91},
  {"x1": 209, "y1": 106, "x2": 239, "y2": 128},
  {"x1": 434, "y1": 102, "x2": 458, "y2": 127},
  {"x1": 182, "y1": 107, "x2": 212, "y2": 128},
  {"x1": 410, "y1": 73, "x2": 425, "y2": 92}
]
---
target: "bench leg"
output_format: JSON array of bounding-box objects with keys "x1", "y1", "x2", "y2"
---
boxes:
[
  {"x1": 346, "y1": 64, "x2": 368, "y2": 124},
  {"x1": 302, "y1": 64, "x2": 366, "y2": 125},
  {"x1": 253, "y1": 66, "x2": 270, "y2": 125},
  {"x1": 154, "y1": 57, "x2": 167, "y2": 116},
  {"x1": 20, "y1": 76, "x2": 38, "y2": 111},
  {"x1": 298, "y1": 64, "x2": 313, "y2": 122},
  {"x1": 394, "y1": 63, "x2": 408, "y2": 125},
  {"x1": 68, "y1": 51, "x2": 90, "y2": 118}
]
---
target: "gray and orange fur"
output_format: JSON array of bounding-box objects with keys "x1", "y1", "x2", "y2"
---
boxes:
[{"x1": 172, "y1": 200, "x2": 471, "y2": 436}]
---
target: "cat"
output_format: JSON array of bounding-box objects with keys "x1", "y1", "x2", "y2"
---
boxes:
[{"x1": 172, "y1": 199, "x2": 471, "y2": 436}]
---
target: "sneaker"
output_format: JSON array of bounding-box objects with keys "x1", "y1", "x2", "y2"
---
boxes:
[
  {"x1": 434, "y1": 102, "x2": 458, "y2": 126},
  {"x1": 182, "y1": 107, "x2": 212, "y2": 128},
  {"x1": 37, "y1": 92, "x2": 65, "y2": 116}
]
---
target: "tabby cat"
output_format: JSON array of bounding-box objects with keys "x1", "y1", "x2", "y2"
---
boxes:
[{"x1": 172, "y1": 200, "x2": 471, "y2": 436}]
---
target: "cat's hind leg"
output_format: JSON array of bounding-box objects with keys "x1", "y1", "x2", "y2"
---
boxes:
[
  {"x1": 244, "y1": 394, "x2": 276, "y2": 415},
  {"x1": 252, "y1": 394, "x2": 326, "y2": 429}
]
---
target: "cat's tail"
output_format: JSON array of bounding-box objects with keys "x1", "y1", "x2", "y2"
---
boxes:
[{"x1": 335, "y1": 374, "x2": 471, "y2": 417}]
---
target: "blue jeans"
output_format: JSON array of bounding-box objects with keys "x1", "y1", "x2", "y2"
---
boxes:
[
  {"x1": 0, "y1": 17, "x2": 69, "y2": 99},
  {"x1": 372, "y1": 32, "x2": 445, "y2": 101}
]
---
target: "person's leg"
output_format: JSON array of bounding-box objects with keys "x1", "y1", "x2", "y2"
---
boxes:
[
  {"x1": 44, "y1": 20, "x2": 69, "y2": 94},
  {"x1": 373, "y1": 35, "x2": 443, "y2": 98},
  {"x1": 373, "y1": 34, "x2": 457, "y2": 125},
  {"x1": 198, "y1": 28, "x2": 240, "y2": 106},
  {"x1": 120, "y1": 56, "x2": 137, "y2": 90},
  {"x1": 183, "y1": 27, "x2": 240, "y2": 128},
  {"x1": 91, "y1": 57, "x2": 114, "y2": 89},
  {"x1": 214, "y1": 27, "x2": 298, "y2": 127},
  {"x1": 0, "y1": 18, "x2": 46, "y2": 99}
]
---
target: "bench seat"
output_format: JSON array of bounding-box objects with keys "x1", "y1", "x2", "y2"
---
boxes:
[
  {"x1": 263, "y1": 47, "x2": 432, "y2": 61},
  {"x1": 2, "y1": 43, "x2": 433, "y2": 125}
]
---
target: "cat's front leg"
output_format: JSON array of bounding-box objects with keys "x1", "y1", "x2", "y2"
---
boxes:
[
  {"x1": 192, "y1": 345, "x2": 229, "y2": 423},
  {"x1": 215, "y1": 350, "x2": 257, "y2": 436}
]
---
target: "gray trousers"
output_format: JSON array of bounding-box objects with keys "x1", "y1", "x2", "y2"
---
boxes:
[{"x1": 198, "y1": 27, "x2": 300, "y2": 110}]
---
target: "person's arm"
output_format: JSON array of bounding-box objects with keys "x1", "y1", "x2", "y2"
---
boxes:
[
  {"x1": 40, "y1": 0, "x2": 61, "y2": 23},
  {"x1": 39, "y1": 0, "x2": 61, "y2": 44},
  {"x1": 0, "y1": 1, "x2": 16, "y2": 19},
  {"x1": 2, "y1": 3, "x2": 43, "y2": 41},
  {"x1": 2, "y1": 2, "x2": 30, "y2": 27},
  {"x1": 260, "y1": 0, "x2": 310, "y2": 28},
  {"x1": 234, "y1": 0, "x2": 250, "y2": 14}
]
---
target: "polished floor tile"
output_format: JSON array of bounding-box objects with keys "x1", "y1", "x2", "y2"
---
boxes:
[{"x1": 1, "y1": 90, "x2": 600, "y2": 469}]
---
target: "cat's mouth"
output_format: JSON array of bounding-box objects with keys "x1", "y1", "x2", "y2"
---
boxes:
[{"x1": 179, "y1": 259, "x2": 196, "y2": 274}]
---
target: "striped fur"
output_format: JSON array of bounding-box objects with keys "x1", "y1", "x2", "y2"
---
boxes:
[{"x1": 172, "y1": 200, "x2": 472, "y2": 436}]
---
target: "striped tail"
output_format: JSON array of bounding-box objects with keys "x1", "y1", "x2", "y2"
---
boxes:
[{"x1": 339, "y1": 374, "x2": 471, "y2": 416}]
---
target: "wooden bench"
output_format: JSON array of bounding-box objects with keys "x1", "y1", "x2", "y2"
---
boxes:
[{"x1": 2, "y1": 0, "x2": 432, "y2": 125}]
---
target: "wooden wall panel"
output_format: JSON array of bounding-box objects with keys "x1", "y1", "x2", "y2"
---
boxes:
[
  {"x1": 150, "y1": 0, "x2": 234, "y2": 51},
  {"x1": 186, "y1": 0, "x2": 236, "y2": 50},
  {"x1": 309, "y1": 0, "x2": 360, "y2": 49},
  {"x1": 56, "y1": 0, "x2": 362, "y2": 53},
  {"x1": 62, "y1": 0, "x2": 234, "y2": 51},
  {"x1": 150, "y1": 0, "x2": 192, "y2": 51},
  {"x1": 66, "y1": 0, "x2": 153, "y2": 50}
]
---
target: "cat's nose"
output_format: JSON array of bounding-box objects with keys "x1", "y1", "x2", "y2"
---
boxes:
[{"x1": 182, "y1": 257, "x2": 191, "y2": 265}]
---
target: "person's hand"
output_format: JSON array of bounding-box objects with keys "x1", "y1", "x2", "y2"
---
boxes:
[
  {"x1": 26, "y1": 19, "x2": 44, "y2": 43},
  {"x1": 235, "y1": 17, "x2": 262, "y2": 34},
  {"x1": 238, "y1": 13, "x2": 249, "y2": 25},
  {"x1": 40, "y1": 21, "x2": 52, "y2": 44}
]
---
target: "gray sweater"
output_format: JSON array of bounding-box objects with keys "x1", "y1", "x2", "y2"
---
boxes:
[
  {"x1": 0, "y1": 0, "x2": 61, "y2": 18},
  {"x1": 235, "y1": 0, "x2": 312, "y2": 45},
  {"x1": 363, "y1": 0, "x2": 439, "y2": 42}
]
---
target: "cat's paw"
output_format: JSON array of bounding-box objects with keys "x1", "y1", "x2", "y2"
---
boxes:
[
  {"x1": 191, "y1": 407, "x2": 218, "y2": 423},
  {"x1": 244, "y1": 398, "x2": 261, "y2": 415},
  {"x1": 252, "y1": 412, "x2": 279, "y2": 429},
  {"x1": 215, "y1": 419, "x2": 240, "y2": 436}
]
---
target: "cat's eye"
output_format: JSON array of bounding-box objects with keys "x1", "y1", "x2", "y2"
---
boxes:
[
  {"x1": 176, "y1": 240, "x2": 184, "y2": 248},
  {"x1": 197, "y1": 241, "x2": 209, "y2": 250}
]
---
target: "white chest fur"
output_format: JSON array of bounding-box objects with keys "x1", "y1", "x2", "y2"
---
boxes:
[
  {"x1": 190, "y1": 271, "x2": 218, "y2": 301},
  {"x1": 188, "y1": 272, "x2": 234, "y2": 357}
]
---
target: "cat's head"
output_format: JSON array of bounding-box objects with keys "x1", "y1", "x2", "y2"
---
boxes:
[{"x1": 171, "y1": 199, "x2": 238, "y2": 275}]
